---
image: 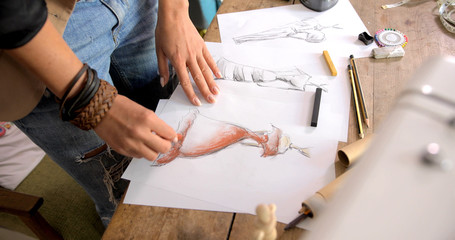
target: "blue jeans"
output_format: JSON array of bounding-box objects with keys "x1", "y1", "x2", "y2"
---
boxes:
[{"x1": 14, "y1": 0, "x2": 173, "y2": 226}]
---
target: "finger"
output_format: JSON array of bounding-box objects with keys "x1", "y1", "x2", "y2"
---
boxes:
[
  {"x1": 120, "y1": 133, "x2": 164, "y2": 161},
  {"x1": 144, "y1": 133, "x2": 173, "y2": 154},
  {"x1": 198, "y1": 54, "x2": 220, "y2": 96},
  {"x1": 136, "y1": 143, "x2": 160, "y2": 161},
  {"x1": 157, "y1": 49, "x2": 170, "y2": 87},
  {"x1": 203, "y1": 46, "x2": 223, "y2": 80},
  {"x1": 188, "y1": 59, "x2": 216, "y2": 104},
  {"x1": 110, "y1": 139, "x2": 145, "y2": 159},
  {"x1": 148, "y1": 114, "x2": 178, "y2": 142},
  {"x1": 175, "y1": 61, "x2": 202, "y2": 106}
]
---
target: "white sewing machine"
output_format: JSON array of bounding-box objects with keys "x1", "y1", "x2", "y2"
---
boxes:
[{"x1": 306, "y1": 55, "x2": 455, "y2": 239}]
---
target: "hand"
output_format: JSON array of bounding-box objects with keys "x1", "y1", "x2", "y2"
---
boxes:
[
  {"x1": 155, "y1": 0, "x2": 222, "y2": 106},
  {"x1": 94, "y1": 95, "x2": 177, "y2": 161}
]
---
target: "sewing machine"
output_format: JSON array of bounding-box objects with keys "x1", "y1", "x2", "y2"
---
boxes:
[{"x1": 307, "y1": 55, "x2": 455, "y2": 239}]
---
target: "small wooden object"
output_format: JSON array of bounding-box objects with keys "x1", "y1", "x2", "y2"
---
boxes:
[
  {"x1": 253, "y1": 203, "x2": 277, "y2": 240},
  {"x1": 0, "y1": 187, "x2": 63, "y2": 240}
]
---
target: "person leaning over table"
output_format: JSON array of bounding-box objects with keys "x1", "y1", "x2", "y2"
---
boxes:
[{"x1": 0, "y1": 0, "x2": 222, "y2": 226}]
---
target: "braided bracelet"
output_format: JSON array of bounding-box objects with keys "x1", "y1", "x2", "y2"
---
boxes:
[{"x1": 70, "y1": 80, "x2": 118, "y2": 130}]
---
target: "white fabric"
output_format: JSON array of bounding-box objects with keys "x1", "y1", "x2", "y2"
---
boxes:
[{"x1": 0, "y1": 123, "x2": 45, "y2": 190}]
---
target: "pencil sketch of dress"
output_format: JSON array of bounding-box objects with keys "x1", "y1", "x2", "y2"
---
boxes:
[
  {"x1": 233, "y1": 18, "x2": 342, "y2": 44},
  {"x1": 217, "y1": 57, "x2": 328, "y2": 92},
  {"x1": 153, "y1": 109, "x2": 310, "y2": 166}
]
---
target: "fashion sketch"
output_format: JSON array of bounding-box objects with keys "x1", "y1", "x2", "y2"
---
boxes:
[
  {"x1": 153, "y1": 110, "x2": 310, "y2": 166},
  {"x1": 217, "y1": 57, "x2": 328, "y2": 92},
  {"x1": 233, "y1": 18, "x2": 342, "y2": 44}
]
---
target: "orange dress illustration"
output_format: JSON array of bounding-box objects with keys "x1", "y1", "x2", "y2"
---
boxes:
[{"x1": 154, "y1": 110, "x2": 309, "y2": 166}]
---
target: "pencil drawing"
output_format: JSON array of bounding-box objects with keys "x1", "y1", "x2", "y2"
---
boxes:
[
  {"x1": 153, "y1": 109, "x2": 310, "y2": 166},
  {"x1": 233, "y1": 18, "x2": 342, "y2": 44},
  {"x1": 217, "y1": 57, "x2": 328, "y2": 92}
]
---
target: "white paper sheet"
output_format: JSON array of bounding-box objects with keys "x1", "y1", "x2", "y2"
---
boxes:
[
  {"x1": 123, "y1": 40, "x2": 351, "y2": 227},
  {"x1": 217, "y1": 0, "x2": 376, "y2": 59},
  {"x1": 205, "y1": 42, "x2": 350, "y2": 141},
  {"x1": 124, "y1": 136, "x2": 337, "y2": 225},
  {"x1": 124, "y1": 181, "x2": 240, "y2": 212},
  {"x1": 123, "y1": 82, "x2": 340, "y2": 224}
]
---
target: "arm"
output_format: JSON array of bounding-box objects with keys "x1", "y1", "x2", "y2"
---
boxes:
[
  {"x1": 4, "y1": 17, "x2": 177, "y2": 161},
  {"x1": 155, "y1": 0, "x2": 222, "y2": 106}
]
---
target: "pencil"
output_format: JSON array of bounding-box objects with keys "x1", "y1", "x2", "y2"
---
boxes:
[
  {"x1": 323, "y1": 50, "x2": 337, "y2": 76},
  {"x1": 311, "y1": 88, "x2": 322, "y2": 127},
  {"x1": 348, "y1": 64, "x2": 364, "y2": 139},
  {"x1": 349, "y1": 55, "x2": 369, "y2": 128},
  {"x1": 284, "y1": 206, "x2": 312, "y2": 230}
]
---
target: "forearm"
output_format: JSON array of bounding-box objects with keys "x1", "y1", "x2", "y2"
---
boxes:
[{"x1": 4, "y1": 17, "x2": 85, "y2": 100}]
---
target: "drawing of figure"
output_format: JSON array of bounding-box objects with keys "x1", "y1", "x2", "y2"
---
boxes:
[
  {"x1": 153, "y1": 110, "x2": 310, "y2": 166},
  {"x1": 217, "y1": 57, "x2": 328, "y2": 92},
  {"x1": 233, "y1": 18, "x2": 342, "y2": 44}
]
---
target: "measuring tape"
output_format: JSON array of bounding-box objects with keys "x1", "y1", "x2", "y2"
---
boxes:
[
  {"x1": 438, "y1": 0, "x2": 455, "y2": 33},
  {"x1": 374, "y1": 28, "x2": 408, "y2": 47},
  {"x1": 382, "y1": 0, "x2": 410, "y2": 9}
]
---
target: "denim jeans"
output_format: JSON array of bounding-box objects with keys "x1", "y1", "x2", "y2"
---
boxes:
[{"x1": 14, "y1": 0, "x2": 172, "y2": 227}]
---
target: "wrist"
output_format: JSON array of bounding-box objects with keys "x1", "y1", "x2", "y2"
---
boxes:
[
  {"x1": 58, "y1": 64, "x2": 117, "y2": 130},
  {"x1": 158, "y1": 0, "x2": 190, "y2": 19}
]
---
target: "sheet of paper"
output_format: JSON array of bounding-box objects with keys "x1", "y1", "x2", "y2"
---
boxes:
[
  {"x1": 124, "y1": 181, "x2": 240, "y2": 212},
  {"x1": 217, "y1": 0, "x2": 376, "y2": 59},
  {"x1": 205, "y1": 42, "x2": 350, "y2": 141},
  {"x1": 123, "y1": 40, "x2": 349, "y2": 227},
  {"x1": 123, "y1": 84, "x2": 340, "y2": 224},
  {"x1": 155, "y1": 99, "x2": 169, "y2": 115}
]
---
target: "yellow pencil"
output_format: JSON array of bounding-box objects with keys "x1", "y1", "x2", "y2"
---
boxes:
[{"x1": 348, "y1": 64, "x2": 364, "y2": 139}]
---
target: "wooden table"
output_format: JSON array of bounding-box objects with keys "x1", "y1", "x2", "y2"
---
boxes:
[{"x1": 102, "y1": 0, "x2": 455, "y2": 239}]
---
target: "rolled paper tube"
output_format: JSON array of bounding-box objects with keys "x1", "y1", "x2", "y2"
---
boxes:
[
  {"x1": 337, "y1": 135, "x2": 373, "y2": 167},
  {"x1": 297, "y1": 135, "x2": 372, "y2": 220},
  {"x1": 300, "y1": 170, "x2": 352, "y2": 218}
]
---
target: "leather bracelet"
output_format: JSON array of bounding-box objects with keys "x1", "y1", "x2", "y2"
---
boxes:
[
  {"x1": 69, "y1": 79, "x2": 118, "y2": 130},
  {"x1": 58, "y1": 63, "x2": 89, "y2": 104},
  {"x1": 64, "y1": 67, "x2": 100, "y2": 120},
  {"x1": 59, "y1": 63, "x2": 92, "y2": 120}
]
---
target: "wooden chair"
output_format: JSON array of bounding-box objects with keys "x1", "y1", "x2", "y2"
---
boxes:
[
  {"x1": 0, "y1": 187, "x2": 63, "y2": 240},
  {"x1": 0, "y1": 156, "x2": 105, "y2": 240}
]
